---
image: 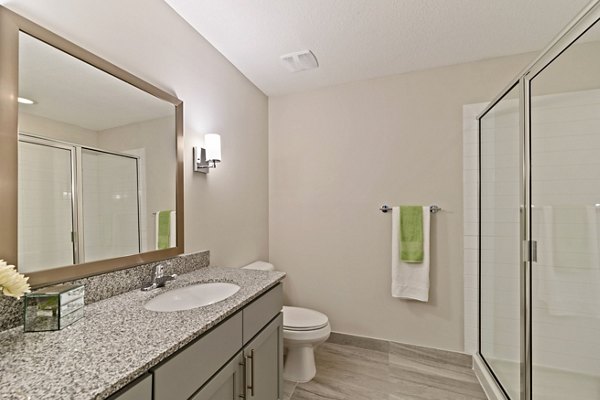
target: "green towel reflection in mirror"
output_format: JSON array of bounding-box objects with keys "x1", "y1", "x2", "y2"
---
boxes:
[
  {"x1": 157, "y1": 210, "x2": 172, "y2": 250},
  {"x1": 400, "y1": 205, "x2": 424, "y2": 263}
]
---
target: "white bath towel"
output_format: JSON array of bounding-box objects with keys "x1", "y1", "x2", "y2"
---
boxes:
[{"x1": 391, "y1": 206, "x2": 430, "y2": 302}]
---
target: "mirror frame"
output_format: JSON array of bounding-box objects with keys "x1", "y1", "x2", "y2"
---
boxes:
[{"x1": 0, "y1": 6, "x2": 184, "y2": 287}]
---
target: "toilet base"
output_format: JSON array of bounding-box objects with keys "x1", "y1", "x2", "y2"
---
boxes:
[{"x1": 283, "y1": 344, "x2": 316, "y2": 383}]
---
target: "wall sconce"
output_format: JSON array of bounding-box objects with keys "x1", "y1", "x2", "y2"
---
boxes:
[{"x1": 193, "y1": 133, "x2": 221, "y2": 173}]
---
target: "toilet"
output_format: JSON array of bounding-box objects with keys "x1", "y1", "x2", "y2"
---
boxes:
[{"x1": 242, "y1": 261, "x2": 331, "y2": 383}]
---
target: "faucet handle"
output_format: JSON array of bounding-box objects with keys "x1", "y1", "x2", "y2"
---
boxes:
[
  {"x1": 142, "y1": 263, "x2": 175, "y2": 291},
  {"x1": 153, "y1": 264, "x2": 165, "y2": 279}
]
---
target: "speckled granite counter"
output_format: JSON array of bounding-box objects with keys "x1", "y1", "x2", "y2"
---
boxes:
[{"x1": 0, "y1": 267, "x2": 285, "y2": 400}]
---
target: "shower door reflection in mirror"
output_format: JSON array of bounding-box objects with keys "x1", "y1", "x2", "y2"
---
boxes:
[
  {"x1": 18, "y1": 139, "x2": 77, "y2": 272},
  {"x1": 18, "y1": 31, "x2": 177, "y2": 273}
]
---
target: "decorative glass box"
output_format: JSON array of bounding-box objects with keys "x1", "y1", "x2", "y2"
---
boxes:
[{"x1": 24, "y1": 284, "x2": 85, "y2": 332}]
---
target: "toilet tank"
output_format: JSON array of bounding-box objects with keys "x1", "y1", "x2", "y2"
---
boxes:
[{"x1": 242, "y1": 261, "x2": 275, "y2": 271}]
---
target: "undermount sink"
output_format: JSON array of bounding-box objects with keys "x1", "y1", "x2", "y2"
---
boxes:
[{"x1": 144, "y1": 282, "x2": 240, "y2": 312}]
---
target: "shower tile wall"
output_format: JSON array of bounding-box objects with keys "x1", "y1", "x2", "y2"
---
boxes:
[
  {"x1": 82, "y1": 150, "x2": 140, "y2": 262},
  {"x1": 529, "y1": 88, "x2": 600, "y2": 379},
  {"x1": 18, "y1": 142, "x2": 75, "y2": 272}
]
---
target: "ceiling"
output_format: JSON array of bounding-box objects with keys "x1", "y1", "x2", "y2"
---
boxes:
[{"x1": 164, "y1": 0, "x2": 591, "y2": 96}]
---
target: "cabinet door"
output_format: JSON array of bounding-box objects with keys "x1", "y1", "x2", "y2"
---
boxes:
[
  {"x1": 243, "y1": 313, "x2": 283, "y2": 400},
  {"x1": 152, "y1": 313, "x2": 243, "y2": 400},
  {"x1": 190, "y1": 353, "x2": 244, "y2": 400}
]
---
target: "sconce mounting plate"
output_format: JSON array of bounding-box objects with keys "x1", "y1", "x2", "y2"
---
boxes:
[{"x1": 193, "y1": 146, "x2": 210, "y2": 173}]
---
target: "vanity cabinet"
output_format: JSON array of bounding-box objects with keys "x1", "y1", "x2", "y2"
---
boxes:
[
  {"x1": 153, "y1": 313, "x2": 243, "y2": 400},
  {"x1": 189, "y1": 352, "x2": 245, "y2": 400},
  {"x1": 150, "y1": 283, "x2": 283, "y2": 400},
  {"x1": 191, "y1": 314, "x2": 283, "y2": 400},
  {"x1": 241, "y1": 313, "x2": 283, "y2": 400},
  {"x1": 108, "y1": 373, "x2": 152, "y2": 400}
]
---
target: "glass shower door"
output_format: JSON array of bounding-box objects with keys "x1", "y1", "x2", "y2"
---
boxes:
[
  {"x1": 81, "y1": 148, "x2": 140, "y2": 262},
  {"x1": 529, "y1": 20, "x2": 600, "y2": 400},
  {"x1": 479, "y1": 84, "x2": 522, "y2": 399},
  {"x1": 18, "y1": 139, "x2": 76, "y2": 272}
]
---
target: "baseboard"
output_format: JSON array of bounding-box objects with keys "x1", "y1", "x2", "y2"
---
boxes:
[
  {"x1": 327, "y1": 331, "x2": 472, "y2": 367},
  {"x1": 327, "y1": 332, "x2": 390, "y2": 352}
]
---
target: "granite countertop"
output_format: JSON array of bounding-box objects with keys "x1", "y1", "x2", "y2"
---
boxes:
[{"x1": 0, "y1": 267, "x2": 286, "y2": 400}]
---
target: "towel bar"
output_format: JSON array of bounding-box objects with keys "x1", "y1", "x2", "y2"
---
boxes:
[{"x1": 379, "y1": 205, "x2": 441, "y2": 214}]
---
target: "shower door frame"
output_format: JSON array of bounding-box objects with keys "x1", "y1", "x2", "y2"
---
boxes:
[
  {"x1": 475, "y1": 1, "x2": 600, "y2": 399},
  {"x1": 18, "y1": 134, "x2": 80, "y2": 267},
  {"x1": 78, "y1": 146, "x2": 143, "y2": 262},
  {"x1": 18, "y1": 132, "x2": 143, "y2": 265}
]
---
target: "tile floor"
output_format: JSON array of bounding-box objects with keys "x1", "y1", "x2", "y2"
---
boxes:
[{"x1": 283, "y1": 341, "x2": 487, "y2": 400}]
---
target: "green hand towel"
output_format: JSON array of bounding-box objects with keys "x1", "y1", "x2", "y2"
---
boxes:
[
  {"x1": 400, "y1": 205, "x2": 424, "y2": 263},
  {"x1": 157, "y1": 210, "x2": 171, "y2": 250}
]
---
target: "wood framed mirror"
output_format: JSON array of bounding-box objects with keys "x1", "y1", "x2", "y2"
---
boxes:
[{"x1": 0, "y1": 6, "x2": 184, "y2": 287}]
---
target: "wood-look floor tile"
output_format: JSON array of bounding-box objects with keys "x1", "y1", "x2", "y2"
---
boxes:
[
  {"x1": 390, "y1": 365, "x2": 487, "y2": 399},
  {"x1": 288, "y1": 341, "x2": 487, "y2": 400},
  {"x1": 314, "y1": 344, "x2": 391, "y2": 387},
  {"x1": 389, "y1": 353, "x2": 481, "y2": 384},
  {"x1": 283, "y1": 380, "x2": 298, "y2": 400}
]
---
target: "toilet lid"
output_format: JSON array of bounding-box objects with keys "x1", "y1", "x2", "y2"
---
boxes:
[{"x1": 283, "y1": 306, "x2": 329, "y2": 331}]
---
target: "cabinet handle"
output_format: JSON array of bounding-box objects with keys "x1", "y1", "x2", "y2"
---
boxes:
[
  {"x1": 247, "y1": 349, "x2": 255, "y2": 397},
  {"x1": 239, "y1": 357, "x2": 247, "y2": 399}
]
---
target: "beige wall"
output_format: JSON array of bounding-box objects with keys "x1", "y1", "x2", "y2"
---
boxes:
[
  {"x1": 3, "y1": 0, "x2": 269, "y2": 267},
  {"x1": 98, "y1": 116, "x2": 177, "y2": 252},
  {"x1": 18, "y1": 112, "x2": 98, "y2": 146},
  {"x1": 269, "y1": 53, "x2": 535, "y2": 352}
]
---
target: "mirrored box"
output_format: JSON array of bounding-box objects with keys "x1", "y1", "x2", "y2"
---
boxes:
[{"x1": 24, "y1": 284, "x2": 85, "y2": 332}]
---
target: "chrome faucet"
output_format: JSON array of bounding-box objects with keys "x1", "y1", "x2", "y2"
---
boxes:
[{"x1": 142, "y1": 264, "x2": 177, "y2": 291}]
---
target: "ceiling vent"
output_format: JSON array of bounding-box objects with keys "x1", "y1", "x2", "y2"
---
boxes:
[{"x1": 280, "y1": 50, "x2": 319, "y2": 72}]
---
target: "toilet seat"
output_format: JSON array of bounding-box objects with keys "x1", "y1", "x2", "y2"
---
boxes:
[{"x1": 283, "y1": 306, "x2": 329, "y2": 331}]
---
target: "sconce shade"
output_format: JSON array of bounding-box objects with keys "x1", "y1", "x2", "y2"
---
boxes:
[{"x1": 205, "y1": 133, "x2": 221, "y2": 163}]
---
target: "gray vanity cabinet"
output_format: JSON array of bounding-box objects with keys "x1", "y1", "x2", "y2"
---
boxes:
[
  {"x1": 189, "y1": 353, "x2": 245, "y2": 400},
  {"x1": 152, "y1": 313, "x2": 243, "y2": 400},
  {"x1": 242, "y1": 313, "x2": 283, "y2": 400},
  {"x1": 192, "y1": 313, "x2": 283, "y2": 400},
  {"x1": 151, "y1": 283, "x2": 283, "y2": 400},
  {"x1": 108, "y1": 373, "x2": 152, "y2": 400}
]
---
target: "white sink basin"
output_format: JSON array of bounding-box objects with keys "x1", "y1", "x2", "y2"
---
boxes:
[{"x1": 144, "y1": 282, "x2": 240, "y2": 312}]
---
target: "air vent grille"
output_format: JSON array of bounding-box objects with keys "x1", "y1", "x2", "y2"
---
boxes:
[{"x1": 280, "y1": 50, "x2": 319, "y2": 72}]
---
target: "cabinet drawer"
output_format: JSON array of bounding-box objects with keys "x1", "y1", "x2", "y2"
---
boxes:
[
  {"x1": 243, "y1": 284, "x2": 283, "y2": 344},
  {"x1": 107, "y1": 373, "x2": 152, "y2": 400},
  {"x1": 152, "y1": 312, "x2": 243, "y2": 400}
]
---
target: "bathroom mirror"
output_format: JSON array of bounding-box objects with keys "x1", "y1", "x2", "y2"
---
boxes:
[{"x1": 0, "y1": 7, "x2": 184, "y2": 286}]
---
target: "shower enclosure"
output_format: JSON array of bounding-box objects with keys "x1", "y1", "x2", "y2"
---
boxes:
[
  {"x1": 18, "y1": 134, "x2": 141, "y2": 272},
  {"x1": 477, "y1": 1, "x2": 600, "y2": 399}
]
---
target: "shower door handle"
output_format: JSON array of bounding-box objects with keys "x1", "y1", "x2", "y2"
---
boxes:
[{"x1": 523, "y1": 240, "x2": 537, "y2": 262}]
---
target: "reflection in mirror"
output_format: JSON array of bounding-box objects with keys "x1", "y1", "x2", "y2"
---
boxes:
[{"x1": 18, "y1": 32, "x2": 177, "y2": 273}]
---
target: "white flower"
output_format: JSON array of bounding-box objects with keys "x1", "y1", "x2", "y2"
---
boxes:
[{"x1": 0, "y1": 260, "x2": 31, "y2": 299}]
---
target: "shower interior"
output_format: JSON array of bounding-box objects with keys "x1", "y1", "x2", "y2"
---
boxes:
[
  {"x1": 18, "y1": 134, "x2": 142, "y2": 273},
  {"x1": 476, "y1": 1, "x2": 600, "y2": 399}
]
